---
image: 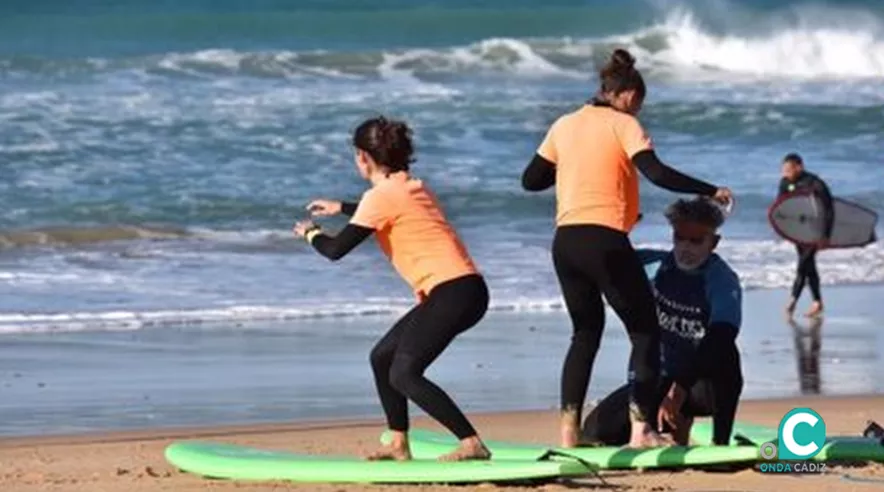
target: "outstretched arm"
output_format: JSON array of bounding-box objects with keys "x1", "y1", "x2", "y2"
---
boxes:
[
  {"x1": 299, "y1": 193, "x2": 380, "y2": 261},
  {"x1": 308, "y1": 198, "x2": 360, "y2": 217},
  {"x1": 340, "y1": 201, "x2": 359, "y2": 216},
  {"x1": 632, "y1": 150, "x2": 718, "y2": 196},
  {"x1": 305, "y1": 223, "x2": 374, "y2": 261}
]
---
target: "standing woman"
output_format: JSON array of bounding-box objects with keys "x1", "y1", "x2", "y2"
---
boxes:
[
  {"x1": 294, "y1": 116, "x2": 491, "y2": 461},
  {"x1": 521, "y1": 49, "x2": 733, "y2": 448}
]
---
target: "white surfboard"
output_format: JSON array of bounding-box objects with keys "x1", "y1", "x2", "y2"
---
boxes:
[{"x1": 768, "y1": 190, "x2": 878, "y2": 248}]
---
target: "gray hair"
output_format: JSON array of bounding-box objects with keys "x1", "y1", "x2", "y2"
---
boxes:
[{"x1": 664, "y1": 197, "x2": 725, "y2": 230}]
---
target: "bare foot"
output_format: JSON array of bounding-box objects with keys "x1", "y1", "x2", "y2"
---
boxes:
[
  {"x1": 364, "y1": 445, "x2": 412, "y2": 461},
  {"x1": 560, "y1": 408, "x2": 581, "y2": 448},
  {"x1": 627, "y1": 421, "x2": 675, "y2": 449},
  {"x1": 438, "y1": 436, "x2": 491, "y2": 462},
  {"x1": 805, "y1": 301, "x2": 823, "y2": 318},
  {"x1": 365, "y1": 430, "x2": 411, "y2": 461}
]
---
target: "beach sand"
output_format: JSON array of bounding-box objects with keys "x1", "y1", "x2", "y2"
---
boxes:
[{"x1": 1, "y1": 395, "x2": 882, "y2": 491}]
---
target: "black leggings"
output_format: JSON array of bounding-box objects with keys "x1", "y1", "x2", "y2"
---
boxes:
[
  {"x1": 582, "y1": 345, "x2": 743, "y2": 446},
  {"x1": 552, "y1": 224, "x2": 661, "y2": 424},
  {"x1": 792, "y1": 245, "x2": 821, "y2": 301},
  {"x1": 369, "y1": 274, "x2": 488, "y2": 440}
]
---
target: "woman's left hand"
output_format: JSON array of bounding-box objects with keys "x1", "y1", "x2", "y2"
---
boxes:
[{"x1": 293, "y1": 220, "x2": 316, "y2": 238}]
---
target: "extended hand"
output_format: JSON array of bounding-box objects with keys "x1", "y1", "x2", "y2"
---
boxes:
[
  {"x1": 293, "y1": 219, "x2": 317, "y2": 238},
  {"x1": 306, "y1": 199, "x2": 342, "y2": 217},
  {"x1": 713, "y1": 187, "x2": 733, "y2": 206}
]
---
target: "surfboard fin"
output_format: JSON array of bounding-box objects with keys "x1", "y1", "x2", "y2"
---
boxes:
[
  {"x1": 733, "y1": 434, "x2": 756, "y2": 446},
  {"x1": 862, "y1": 420, "x2": 884, "y2": 445},
  {"x1": 537, "y1": 449, "x2": 608, "y2": 487}
]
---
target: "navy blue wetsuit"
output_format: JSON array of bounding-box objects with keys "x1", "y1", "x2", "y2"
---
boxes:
[{"x1": 582, "y1": 249, "x2": 744, "y2": 445}]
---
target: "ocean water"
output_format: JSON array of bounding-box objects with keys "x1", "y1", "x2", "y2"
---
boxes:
[
  {"x1": 1, "y1": 285, "x2": 882, "y2": 436},
  {"x1": 0, "y1": 0, "x2": 882, "y2": 333}
]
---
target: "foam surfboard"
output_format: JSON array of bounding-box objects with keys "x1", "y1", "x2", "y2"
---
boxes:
[
  {"x1": 384, "y1": 429, "x2": 760, "y2": 469},
  {"x1": 768, "y1": 190, "x2": 878, "y2": 248},
  {"x1": 164, "y1": 441, "x2": 594, "y2": 483},
  {"x1": 690, "y1": 421, "x2": 884, "y2": 462}
]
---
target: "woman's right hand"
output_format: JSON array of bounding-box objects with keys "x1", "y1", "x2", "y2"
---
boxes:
[
  {"x1": 713, "y1": 187, "x2": 733, "y2": 208},
  {"x1": 306, "y1": 199, "x2": 342, "y2": 217}
]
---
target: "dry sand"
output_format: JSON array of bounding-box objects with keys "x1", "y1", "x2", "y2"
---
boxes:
[{"x1": 1, "y1": 395, "x2": 883, "y2": 491}]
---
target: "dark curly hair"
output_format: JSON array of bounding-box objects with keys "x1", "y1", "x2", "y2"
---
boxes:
[{"x1": 664, "y1": 196, "x2": 725, "y2": 230}]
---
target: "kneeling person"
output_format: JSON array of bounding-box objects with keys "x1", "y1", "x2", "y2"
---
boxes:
[{"x1": 582, "y1": 197, "x2": 743, "y2": 446}]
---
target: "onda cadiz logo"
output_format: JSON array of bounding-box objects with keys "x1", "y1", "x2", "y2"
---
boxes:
[{"x1": 759, "y1": 407, "x2": 827, "y2": 473}]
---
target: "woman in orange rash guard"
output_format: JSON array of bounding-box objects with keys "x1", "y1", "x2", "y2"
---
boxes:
[
  {"x1": 293, "y1": 116, "x2": 491, "y2": 462},
  {"x1": 521, "y1": 49, "x2": 733, "y2": 449}
]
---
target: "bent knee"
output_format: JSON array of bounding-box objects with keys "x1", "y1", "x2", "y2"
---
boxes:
[
  {"x1": 369, "y1": 344, "x2": 394, "y2": 370},
  {"x1": 388, "y1": 354, "x2": 422, "y2": 393}
]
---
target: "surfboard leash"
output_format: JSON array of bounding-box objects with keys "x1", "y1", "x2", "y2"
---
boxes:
[{"x1": 536, "y1": 449, "x2": 611, "y2": 487}]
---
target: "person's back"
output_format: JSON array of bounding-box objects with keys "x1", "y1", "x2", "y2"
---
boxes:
[
  {"x1": 356, "y1": 172, "x2": 477, "y2": 298},
  {"x1": 546, "y1": 105, "x2": 648, "y2": 232},
  {"x1": 521, "y1": 48, "x2": 732, "y2": 449}
]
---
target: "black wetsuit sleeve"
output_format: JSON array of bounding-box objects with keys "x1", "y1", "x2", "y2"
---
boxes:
[
  {"x1": 632, "y1": 150, "x2": 718, "y2": 196},
  {"x1": 310, "y1": 223, "x2": 373, "y2": 261},
  {"x1": 673, "y1": 323, "x2": 738, "y2": 391},
  {"x1": 811, "y1": 178, "x2": 835, "y2": 239},
  {"x1": 341, "y1": 201, "x2": 359, "y2": 216},
  {"x1": 674, "y1": 322, "x2": 740, "y2": 445},
  {"x1": 521, "y1": 154, "x2": 556, "y2": 191}
]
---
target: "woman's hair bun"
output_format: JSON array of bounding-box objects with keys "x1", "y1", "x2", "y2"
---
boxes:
[{"x1": 610, "y1": 48, "x2": 636, "y2": 70}]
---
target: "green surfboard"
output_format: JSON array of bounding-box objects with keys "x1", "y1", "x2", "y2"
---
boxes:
[
  {"x1": 164, "y1": 440, "x2": 595, "y2": 483},
  {"x1": 690, "y1": 421, "x2": 884, "y2": 462},
  {"x1": 384, "y1": 428, "x2": 760, "y2": 469}
]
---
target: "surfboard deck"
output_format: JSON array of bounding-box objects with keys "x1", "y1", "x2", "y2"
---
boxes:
[
  {"x1": 384, "y1": 429, "x2": 760, "y2": 469},
  {"x1": 690, "y1": 421, "x2": 884, "y2": 462},
  {"x1": 768, "y1": 190, "x2": 878, "y2": 248},
  {"x1": 164, "y1": 441, "x2": 594, "y2": 483}
]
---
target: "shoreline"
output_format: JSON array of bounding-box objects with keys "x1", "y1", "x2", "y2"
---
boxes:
[
  {"x1": 1, "y1": 395, "x2": 883, "y2": 491},
  {"x1": 2, "y1": 393, "x2": 883, "y2": 446}
]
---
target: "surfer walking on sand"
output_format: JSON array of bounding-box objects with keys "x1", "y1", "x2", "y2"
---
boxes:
[
  {"x1": 581, "y1": 197, "x2": 744, "y2": 447},
  {"x1": 521, "y1": 48, "x2": 733, "y2": 449},
  {"x1": 777, "y1": 153, "x2": 833, "y2": 318},
  {"x1": 293, "y1": 116, "x2": 491, "y2": 462}
]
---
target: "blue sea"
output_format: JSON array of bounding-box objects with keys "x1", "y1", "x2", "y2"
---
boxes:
[{"x1": 0, "y1": 0, "x2": 882, "y2": 435}]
